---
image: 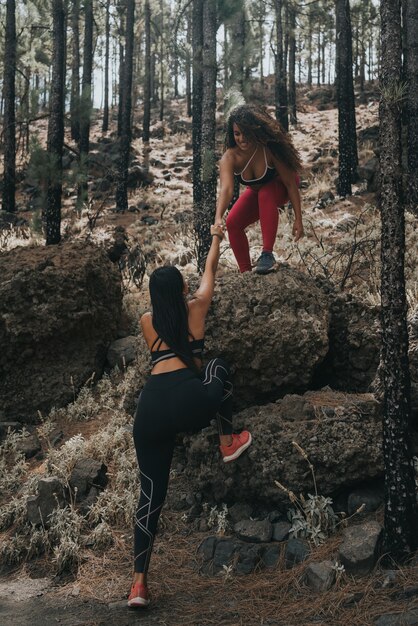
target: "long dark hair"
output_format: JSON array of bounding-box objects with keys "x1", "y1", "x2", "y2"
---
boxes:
[
  {"x1": 149, "y1": 266, "x2": 197, "y2": 372},
  {"x1": 225, "y1": 104, "x2": 302, "y2": 172}
]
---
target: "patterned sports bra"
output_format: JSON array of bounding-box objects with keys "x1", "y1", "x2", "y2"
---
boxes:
[
  {"x1": 150, "y1": 336, "x2": 205, "y2": 366},
  {"x1": 234, "y1": 146, "x2": 277, "y2": 187}
]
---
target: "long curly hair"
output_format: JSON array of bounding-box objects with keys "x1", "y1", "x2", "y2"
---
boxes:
[
  {"x1": 225, "y1": 104, "x2": 302, "y2": 172},
  {"x1": 149, "y1": 266, "x2": 197, "y2": 372}
]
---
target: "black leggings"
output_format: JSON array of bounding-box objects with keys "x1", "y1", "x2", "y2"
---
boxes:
[{"x1": 133, "y1": 358, "x2": 233, "y2": 574}]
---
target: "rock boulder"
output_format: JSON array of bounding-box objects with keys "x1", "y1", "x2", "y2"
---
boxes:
[
  {"x1": 182, "y1": 389, "x2": 383, "y2": 507},
  {"x1": 0, "y1": 241, "x2": 122, "y2": 422}
]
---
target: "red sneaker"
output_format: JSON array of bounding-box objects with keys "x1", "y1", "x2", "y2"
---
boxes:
[
  {"x1": 127, "y1": 581, "x2": 150, "y2": 608},
  {"x1": 220, "y1": 431, "x2": 252, "y2": 463}
]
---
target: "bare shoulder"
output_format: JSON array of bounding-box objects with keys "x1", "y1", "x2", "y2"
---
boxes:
[
  {"x1": 220, "y1": 149, "x2": 236, "y2": 168},
  {"x1": 140, "y1": 311, "x2": 152, "y2": 330}
]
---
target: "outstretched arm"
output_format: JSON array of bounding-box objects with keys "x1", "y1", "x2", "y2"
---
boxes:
[
  {"x1": 192, "y1": 224, "x2": 225, "y2": 315},
  {"x1": 215, "y1": 152, "x2": 235, "y2": 225},
  {"x1": 272, "y1": 155, "x2": 304, "y2": 242}
]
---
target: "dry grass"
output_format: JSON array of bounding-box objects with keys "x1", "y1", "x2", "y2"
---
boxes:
[{"x1": 68, "y1": 514, "x2": 418, "y2": 626}]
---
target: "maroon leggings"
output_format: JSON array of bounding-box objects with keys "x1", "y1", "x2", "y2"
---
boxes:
[{"x1": 226, "y1": 177, "x2": 290, "y2": 273}]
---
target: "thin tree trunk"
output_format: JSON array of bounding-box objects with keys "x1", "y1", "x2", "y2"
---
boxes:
[
  {"x1": 115, "y1": 0, "x2": 135, "y2": 211},
  {"x1": 116, "y1": 0, "x2": 135, "y2": 211},
  {"x1": 288, "y1": 2, "x2": 297, "y2": 125},
  {"x1": 143, "y1": 0, "x2": 151, "y2": 142},
  {"x1": 192, "y1": 0, "x2": 203, "y2": 245},
  {"x1": 2, "y1": 0, "x2": 16, "y2": 213},
  {"x1": 159, "y1": 0, "x2": 164, "y2": 122},
  {"x1": 102, "y1": 0, "x2": 110, "y2": 132},
  {"x1": 186, "y1": 11, "x2": 192, "y2": 116},
  {"x1": 78, "y1": 0, "x2": 93, "y2": 205},
  {"x1": 379, "y1": 0, "x2": 418, "y2": 561},
  {"x1": 45, "y1": 0, "x2": 65, "y2": 245},
  {"x1": 336, "y1": 0, "x2": 356, "y2": 195},
  {"x1": 199, "y1": 0, "x2": 217, "y2": 271},
  {"x1": 406, "y1": 0, "x2": 418, "y2": 214},
  {"x1": 275, "y1": 0, "x2": 288, "y2": 130},
  {"x1": 70, "y1": 0, "x2": 80, "y2": 142},
  {"x1": 229, "y1": 8, "x2": 245, "y2": 92}
]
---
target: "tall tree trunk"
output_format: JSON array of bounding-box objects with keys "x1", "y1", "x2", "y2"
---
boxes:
[
  {"x1": 159, "y1": 0, "x2": 164, "y2": 122},
  {"x1": 198, "y1": 0, "x2": 217, "y2": 271},
  {"x1": 275, "y1": 0, "x2": 288, "y2": 130},
  {"x1": 229, "y1": 7, "x2": 245, "y2": 93},
  {"x1": 192, "y1": 0, "x2": 203, "y2": 248},
  {"x1": 143, "y1": 0, "x2": 151, "y2": 142},
  {"x1": 346, "y1": 0, "x2": 358, "y2": 178},
  {"x1": 118, "y1": 42, "x2": 124, "y2": 137},
  {"x1": 102, "y1": 0, "x2": 110, "y2": 132},
  {"x1": 2, "y1": 0, "x2": 16, "y2": 213},
  {"x1": 288, "y1": 2, "x2": 297, "y2": 125},
  {"x1": 45, "y1": 0, "x2": 65, "y2": 245},
  {"x1": 406, "y1": 0, "x2": 418, "y2": 215},
  {"x1": 379, "y1": 0, "x2": 418, "y2": 561},
  {"x1": 186, "y1": 12, "x2": 192, "y2": 116},
  {"x1": 116, "y1": 0, "x2": 135, "y2": 211},
  {"x1": 307, "y1": 5, "x2": 313, "y2": 87},
  {"x1": 70, "y1": 0, "x2": 80, "y2": 142},
  {"x1": 336, "y1": 0, "x2": 357, "y2": 196},
  {"x1": 78, "y1": 0, "x2": 93, "y2": 206}
]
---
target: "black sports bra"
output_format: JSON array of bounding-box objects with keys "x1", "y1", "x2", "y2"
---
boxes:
[
  {"x1": 150, "y1": 336, "x2": 205, "y2": 366},
  {"x1": 234, "y1": 146, "x2": 277, "y2": 187}
]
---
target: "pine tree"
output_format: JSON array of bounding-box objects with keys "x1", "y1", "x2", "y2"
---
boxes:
[
  {"x1": 115, "y1": 0, "x2": 135, "y2": 211},
  {"x1": 2, "y1": 0, "x2": 16, "y2": 213},
  {"x1": 45, "y1": 0, "x2": 65, "y2": 245},
  {"x1": 379, "y1": 0, "x2": 418, "y2": 560},
  {"x1": 405, "y1": 0, "x2": 418, "y2": 215}
]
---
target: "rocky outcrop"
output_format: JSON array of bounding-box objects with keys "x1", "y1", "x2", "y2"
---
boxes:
[
  {"x1": 0, "y1": 241, "x2": 122, "y2": 422},
  {"x1": 203, "y1": 268, "x2": 330, "y2": 408},
  {"x1": 182, "y1": 389, "x2": 383, "y2": 508}
]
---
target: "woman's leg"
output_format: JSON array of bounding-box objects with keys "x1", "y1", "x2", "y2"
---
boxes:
[
  {"x1": 257, "y1": 178, "x2": 288, "y2": 253},
  {"x1": 132, "y1": 437, "x2": 175, "y2": 581},
  {"x1": 226, "y1": 188, "x2": 260, "y2": 272},
  {"x1": 201, "y1": 358, "x2": 233, "y2": 439}
]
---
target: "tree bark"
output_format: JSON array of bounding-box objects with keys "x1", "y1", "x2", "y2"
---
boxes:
[
  {"x1": 405, "y1": 0, "x2": 418, "y2": 214},
  {"x1": 198, "y1": 0, "x2": 217, "y2": 271},
  {"x1": 229, "y1": 6, "x2": 245, "y2": 93},
  {"x1": 379, "y1": 0, "x2": 418, "y2": 561},
  {"x1": 336, "y1": 0, "x2": 357, "y2": 196},
  {"x1": 143, "y1": 0, "x2": 151, "y2": 142},
  {"x1": 2, "y1": 0, "x2": 16, "y2": 213},
  {"x1": 275, "y1": 0, "x2": 288, "y2": 130},
  {"x1": 192, "y1": 0, "x2": 203, "y2": 217},
  {"x1": 115, "y1": 0, "x2": 135, "y2": 211},
  {"x1": 102, "y1": 0, "x2": 110, "y2": 132},
  {"x1": 70, "y1": 0, "x2": 80, "y2": 142},
  {"x1": 45, "y1": 0, "x2": 65, "y2": 245},
  {"x1": 288, "y1": 2, "x2": 297, "y2": 125},
  {"x1": 78, "y1": 0, "x2": 93, "y2": 205}
]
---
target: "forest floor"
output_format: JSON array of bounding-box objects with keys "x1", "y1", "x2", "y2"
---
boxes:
[{"x1": 1, "y1": 87, "x2": 418, "y2": 626}]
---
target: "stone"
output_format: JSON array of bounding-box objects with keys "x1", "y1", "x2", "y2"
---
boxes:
[
  {"x1": 338, "y1": 520, "x2": 383, "y2": 576},
  {"x1": 15, "y1": 431, "x2": 41, "y2": 459},
  {"x1": 374, "y1": 610, "x2": 418, "y2": 626},
  {"x1": 347, "y1": 486, "x2": 384, "y2": 516},
  {"x1": 234, "y1": 519, "x2": 272, "y2": 543},
  {"x1": 304, "y1": 560, "x2": 336, "y2": 592},
  {"x1": 69, "y1": 458, "x2": 108, "y2": 499},
  {"x1": 235, "y1": 543, "x2": 262, "y2": 575},
  {"x1": 183, "y1": 389, "x2": 383, "y2": 508},
  {"x1": 228, "y1": 503, "x2": 253, "y2": 524},
  {"x1": 272, "y1": 521, "x2": 291, "y2": 542},
  {"x1": 26, "y1": 477, "x2": 66, "y2": 526},
  {"x1": 107, "y1": 336, "x2": 137, "y2": 369},
  {"x1": 197, "y1": 536, "x2": 218, "y2": 562},
  {"x1": 0, "y1": 242, "x2": 122, "y2": 422},
  {"x1": 213, "y1": 539, "x2": 237, "y2": 570},
  {"x1": 285, "y1": 538, "x2": 310, "y2": 568},
  {"x1": 316, "y1": 294, "x2": 381, "y2": 392},
  {"x1": 127, "y1": 165, "x2": 154, "y2": 188},
  {"x1": 261, "y1": 544, "x2": 281, "y2": 568}
]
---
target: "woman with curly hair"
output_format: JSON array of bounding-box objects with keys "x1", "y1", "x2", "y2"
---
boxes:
[{"x1": 215, "y1": 104, "x2": 303, "y2": 274}]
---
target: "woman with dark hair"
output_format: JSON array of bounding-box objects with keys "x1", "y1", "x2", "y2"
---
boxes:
[
  {"x1": 215, "y1": 104, "x2": 304, "y2": 274},
  {"x1": 128, "y1": 223, "x2": 252, "y2": 608}
]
